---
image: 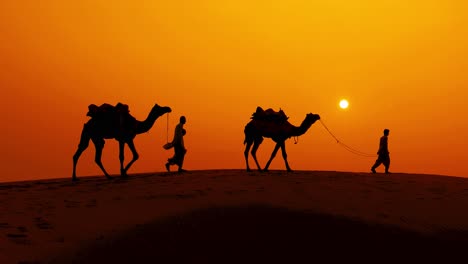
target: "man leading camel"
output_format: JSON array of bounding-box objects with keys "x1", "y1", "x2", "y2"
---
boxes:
[
  {"x1": 165, "y1": 116, "x2": 187, "y2": 172},
  {"x1": 72, "y1": 103, "x2": 172, "y2": 181},
  {"x1": 371, "y1": 129, "x2": 390, "y2": 174}
]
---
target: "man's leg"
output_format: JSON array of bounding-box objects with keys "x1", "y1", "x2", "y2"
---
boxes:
[
  {"x1": 371, "y1": 157, "x2": 382, "y2": 173},
  {"x1": 172, "y1": 146, "x2": 186, "y2": 172},
  {"x1": 383, "y1": 156, "x2": 390, "y2": 173},
  {"x1": 166, "y1": 151, "x2": 177, "y2": 172},
  {"x1": 177, "y1": 149, "x2": 186, "y2": 172}
]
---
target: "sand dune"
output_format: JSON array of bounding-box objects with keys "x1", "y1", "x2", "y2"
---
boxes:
[{"x1": 1, "y1": 170, "x2": 467, "y2": 263}]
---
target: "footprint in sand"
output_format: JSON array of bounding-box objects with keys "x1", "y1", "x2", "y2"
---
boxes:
[
  {"x1": 175, "y1": 193, "x2": 198, "y2": 199},
  {"x1": 7, "y1": 226, "x2": 31, "y2": 244},
  {"x1": 86, "y1": 199, "x2": 98, "y2": 208},
  {"x1": 34, "y1": 217, "x2": 53, "y2": 230},
  {"x1": 17, "y1": 260, "x2": 42, "y2": 264},
  {"x1": 8, "y1": 237, "x2": 32, "y2": 245},
  {"x1": 7, "y1": 233, "x2": 28, "y2": 238},
  {"x1": 427, "y1": 187, "x2": 446, "y2": 196},
  {"x1": 17, "y1": 226, "x2": 28, "y2": 233},
  {"x1": 0, "y1": 222, "x2": 11, "y2": 229},
  {"x1": 194, "y1": 189, "x2": 207, "y2": 196},
  {"x1": 64, "y1": 199, "x2": 80, "y2": 208},
  {"x1": 376, "y1": 212, "x2": 389, "y2": 219},
  {"x1": 55, "y1": 236, "x2": 65, "y2": 243},
  {"x1": 225, "y1": 190, "x2": 249, "y2": 195}
]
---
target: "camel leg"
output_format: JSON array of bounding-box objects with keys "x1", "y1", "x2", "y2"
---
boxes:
[
  {"x1": 244, "y1": 139, "x2": 254, "y2": 172},
  {"x1": 122, "y1": 139, "x2": 139, "y2": 177},
  {"x1": 72, "y1": 124, "x2": 91, "y2": 181},
  {"x1": 118, "y1": 141, "x2": 126, "y2": 176},
  {"x1": 251, "y1": 137, "x2": 263, "y2": 171},
  {"x1": 280, "y1": 142, "x2": 292, "y2": 172},
  {"x1": 92, "y1": 138, "x2": 112, "y2": 179},
  {"x1": 263, "y1": 142, "x2": 281, "y2": 172}
]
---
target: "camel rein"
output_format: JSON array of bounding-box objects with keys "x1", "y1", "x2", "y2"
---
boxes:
[
  {"x1": 293, "y1": 136, "x2": 299, "y2": 144},
  {"x1": 165, "y1": 114, "x2": 372, "y2": 157},
  {"x1": 319, "y1": 119, "x2": 377, "y2": 158}
]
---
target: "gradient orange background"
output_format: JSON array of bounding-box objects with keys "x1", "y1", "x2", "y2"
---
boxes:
[{"x1": 1, "y1": 1, "x2": 467, "y2": 182}]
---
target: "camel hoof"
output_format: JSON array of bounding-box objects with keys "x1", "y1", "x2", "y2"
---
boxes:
[
  {"x1": 246, "y1": 168, "x2": 252, "y2": 172},
  {"x1": 72, "y1": 177, "x2": 79, "y2": 182}
]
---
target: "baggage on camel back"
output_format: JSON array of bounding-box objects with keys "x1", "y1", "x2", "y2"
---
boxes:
[
  {"x1": 86, "y1": 103, "x2": 136, "y2": 131},
  {"x1": 251, "y1": 106, "x2": 289, "y2": 123}
]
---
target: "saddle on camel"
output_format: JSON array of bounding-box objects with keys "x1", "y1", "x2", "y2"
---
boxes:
[
  {"x1": 86, "y1": 102, "x2": 135, "y2": 130},
  {"x1": 87, "y1": 102, "x2": 130, "y2": 118},
  {"x1": 251, "y1": 106, "x2": 289, "y2": 123}
]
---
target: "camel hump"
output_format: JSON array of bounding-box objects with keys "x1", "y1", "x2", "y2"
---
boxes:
[
  {"x1": 115, "y1": 102, "x2": 130, "y2": 114},
  {"x1": 86, "y1": 103, "x2": 131, "y2": 118},
  {"x1": 251, "y1": 106, "x2": 288, "y2": 123}
]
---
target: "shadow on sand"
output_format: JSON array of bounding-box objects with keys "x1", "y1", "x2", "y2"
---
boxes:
[{"x1": 53, "y1": 205, "x2": 466, "y2": 263}]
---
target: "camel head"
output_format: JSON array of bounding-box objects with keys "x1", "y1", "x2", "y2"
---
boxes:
[
  {"x1": 134, "y1": 104, "x2": 171, "y2": 134},
  {"x1": 306, "y1": 113, "x2": 321, "y2": 124},
  {"x1": 292, "y1": 113, "x2": 320, "y2": 136},
  {"x1": 150, "y1": 104, "x2": 172, "y2": 117}
]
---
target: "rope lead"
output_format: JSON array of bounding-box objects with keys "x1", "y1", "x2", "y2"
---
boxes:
[{"x1": 319, "y1": 119, "x2": 376, "y2": 158}]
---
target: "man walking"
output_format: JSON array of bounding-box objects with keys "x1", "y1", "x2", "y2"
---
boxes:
[
  {"x1": 371, "y1": 129, "x2": 390, "y2": 174},
  {"x1": 165, "y1": 116, "x2": 187, "y2": 173}
]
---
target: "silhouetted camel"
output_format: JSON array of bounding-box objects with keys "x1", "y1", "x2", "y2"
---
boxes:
[
  {"x1": 244, "y1": 109, "x2": 320, "y2": 172},
  {"x1": 72, "y1": 103, "x2": 172, "y2": 181}
]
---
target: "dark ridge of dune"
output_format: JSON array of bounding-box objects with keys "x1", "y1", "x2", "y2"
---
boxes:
[
  {"x1": 0, "y1": 169, "x2": 466, "y2": 186},
  {"x1": 2, "y1": 170, "x2": 468, "y2": 263},
  {"x1": 51, "y1": 205, "x2": 466, "y2": 264}
]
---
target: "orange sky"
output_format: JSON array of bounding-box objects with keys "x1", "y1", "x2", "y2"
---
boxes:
[{"x1": 1, "y1": 1, "x2": 467, "y2": 182}]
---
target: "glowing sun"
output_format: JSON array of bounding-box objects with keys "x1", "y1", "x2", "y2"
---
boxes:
[{"x1": 339, "y1": 99, "x2": 349, "y2": 109}]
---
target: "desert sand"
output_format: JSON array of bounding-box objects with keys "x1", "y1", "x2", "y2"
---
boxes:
[{"x1": 1, "y1": 170, "x2": 467, "y2": 263}]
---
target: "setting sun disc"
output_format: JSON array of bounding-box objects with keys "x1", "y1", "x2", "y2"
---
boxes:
[{"x1": 339, "y1": 99, "x2": 349, "y2": 109}]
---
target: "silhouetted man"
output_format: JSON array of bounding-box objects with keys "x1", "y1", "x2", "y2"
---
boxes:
[
  {"x1": 371, "y1": 129, "x2": 390, "y2": 174},
  {"x1": 166, "y1": 116, "x2": 187, "y2": 172}
]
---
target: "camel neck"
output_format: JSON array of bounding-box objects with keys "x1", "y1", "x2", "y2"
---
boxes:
[
  {"x1": 291, "y1": 118, "x2": 314, "y2": 137},
  {"x1": 135, "y1": 108, "x2": 160, "y2": 134}
]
